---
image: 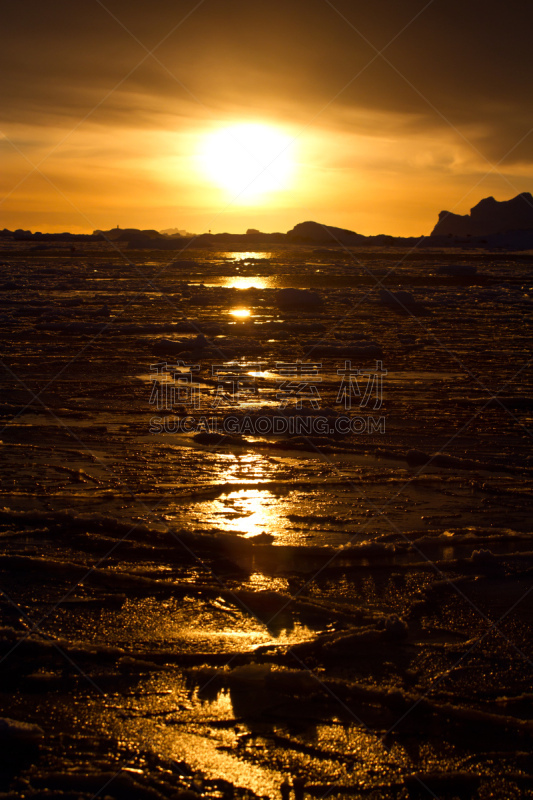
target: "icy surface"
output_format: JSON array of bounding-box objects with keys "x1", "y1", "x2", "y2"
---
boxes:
[{"x1": 0, "y1": 243, "x2": 532, "y2": 798}]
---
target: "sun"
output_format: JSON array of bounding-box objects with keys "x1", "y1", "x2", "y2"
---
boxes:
[{"x1": 199, "y1": 122, "x2": 295, "y2": 202}]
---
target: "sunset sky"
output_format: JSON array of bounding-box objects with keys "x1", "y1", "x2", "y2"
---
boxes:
[{"x1": 1, "y1": 0, "x2": 532, "y2": 236}]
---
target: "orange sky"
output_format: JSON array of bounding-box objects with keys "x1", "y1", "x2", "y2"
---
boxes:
[{"x1": 1, "y1": 0, "x2": 532, "y2": 236}]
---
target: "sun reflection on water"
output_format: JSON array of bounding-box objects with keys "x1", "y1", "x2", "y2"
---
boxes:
[
  {"x1": 229, "y1": 307, "x2": 251, "y2": 317},
  {"x1": 226, "y1": 276, "x2": 269, "y2": 289},
  {"x1": 222, "y1": 251, "x2": 272, "y2": 261},
  {"x1": 212, "y1": 488, "x2": 279, "y2": 538}
]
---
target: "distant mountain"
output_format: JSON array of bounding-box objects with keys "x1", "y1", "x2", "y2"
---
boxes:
[
  {"x1": 159, "y1": 228, "x2": 196, "y2": 237},
  {"x1": 432, "y1": 193, "x2": 533, "y2": 237},
  {"x1": 286, "y1": 221, "x2": 395, "y2": 246},
  {"x1": 93, "y1": 227, "x2": 161, "y2": 241},
  {"x1": 287, "y1": 221, "x2": 364, "y2": 244},
  {"x1": 4, "y1": 195, "x2": 533, "y2": 251}
]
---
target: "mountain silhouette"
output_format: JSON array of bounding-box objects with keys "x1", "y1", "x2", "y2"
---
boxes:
[
  {"x1": 3, "y1": 193, "x2": 533, "y2": 250},
  {"x1": 431, "y1": 193, "x2": 533, "y2": 237}
]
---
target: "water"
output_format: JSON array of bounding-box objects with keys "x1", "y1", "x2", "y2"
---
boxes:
[{"x1": 0, "y1": 245, "x2": 532, "y2": 798}]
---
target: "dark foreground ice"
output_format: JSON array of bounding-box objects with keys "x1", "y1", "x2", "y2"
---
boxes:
[{"x1": 0, "y1": 243, "x2": 532, "y2": 799}]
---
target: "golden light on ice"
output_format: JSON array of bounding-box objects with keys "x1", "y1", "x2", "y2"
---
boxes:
[
  {"x1": 230, "y1": 308, "x2": 251, "y2": 318},
  {"x1": 200, "y1": 123, "x2": 295, "y2": 201}
]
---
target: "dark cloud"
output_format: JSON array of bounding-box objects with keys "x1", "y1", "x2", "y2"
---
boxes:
[{"x1": 2, "y1": 0, "x2": 532, "y2": 166}]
